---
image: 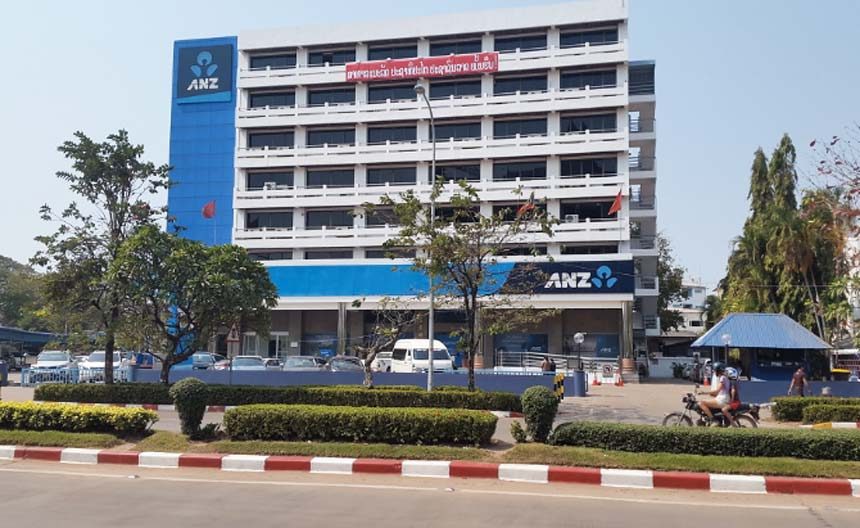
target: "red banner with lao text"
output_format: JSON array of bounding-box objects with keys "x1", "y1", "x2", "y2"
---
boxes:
[{"x1": 345, "y1": 52, "x2": 499, "y2": 83}]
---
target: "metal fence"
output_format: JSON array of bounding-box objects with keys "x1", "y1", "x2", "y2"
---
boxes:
[{"x1": 21, "y1": 367, "x2": 131, "y2": 387}]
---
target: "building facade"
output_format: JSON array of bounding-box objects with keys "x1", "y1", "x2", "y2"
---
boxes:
[{"x1": 167, "y1": 0, "x2": 659, "y2": 364}]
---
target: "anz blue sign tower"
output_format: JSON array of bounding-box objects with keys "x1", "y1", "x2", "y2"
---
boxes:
[{"x1": 167, "y1": 2, "x2": 654, "y2": 365}]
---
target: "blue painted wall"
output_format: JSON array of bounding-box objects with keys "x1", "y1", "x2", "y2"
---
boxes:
[{"x1": 167, "y1": 36, "x2": 237, "y2": 245}]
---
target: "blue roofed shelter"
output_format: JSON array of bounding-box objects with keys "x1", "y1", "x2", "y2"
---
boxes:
[{"x1": 690, "y1": 313, "x2": 829, "y2": 381}]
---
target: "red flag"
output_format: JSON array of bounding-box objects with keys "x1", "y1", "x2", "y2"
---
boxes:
[
  {"x1": 608, "y1": 189, "x2": 623, "y2": 216},
  {"x1": 202, "y1": 200, "x2": 216, "y2": 219},
  {"x1": 516, "y1": 191, "x2": 536, "y2": 218}
]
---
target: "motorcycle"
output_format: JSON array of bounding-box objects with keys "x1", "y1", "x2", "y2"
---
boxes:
[{"x1": 662, "y1": 385, "x2": 760, "y2": 428}]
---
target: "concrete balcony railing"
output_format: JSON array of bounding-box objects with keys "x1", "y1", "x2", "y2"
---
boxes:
[
  {"x1": 236, "y1": 129, "x2": 627, "y2": 168},
  {"x1": 630, "y1": 196, "x2": 656, "y2": 210},
  {"x1": 628, "y1": 155, "x2": 655, "y2": 172},
  {"x1": 629, "y1": 117, "x2": 655, "y2": 134},
  {"x1": 237, "y1": 84, "x2": 628, "y2": 127},
  {"x1": 629, "y1": 236, "x2": 656, "y2": 250}
]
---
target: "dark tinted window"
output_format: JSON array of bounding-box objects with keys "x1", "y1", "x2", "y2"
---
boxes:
[
  {"x1": 306, "y1": 210, "x2": 353, "y2": 229},
  {"x1": 494, "y1": 118, "x2": 547, "y2": 138},
  {"x1": 561, "y1": 244, "x2": 618, "y2": 255},
  {"x1": 367, "y1": 167, "x2": 416, "y2": 186},
  {"x1": 308, "y1": 87, "x2": 355, "y2": 106},
  {"x1": 493, "y1": 161, "x2": 546, "y2": 181},
  {"x1": 366, "y1": 248, "x2": 416, "y2": 259},
  {"x1": 246, "y1": 211, "x2": 292, "y2": 229},
  {"x1": 307, "y1": 128, "x2": 355, "y2": 146},
  {"x1": 248, "y1": 131, "x2": 293, "y2": 148},
  {"x1": 560, "y1": 69, "x2": 617, "y2": 89},
  {"x1": 368, "y1": 44, "x2": 417, "y2": 60},
  {"x1": 366, "y1": 208, "x2": 399, "y2": 226},
  {"x1": 368, "y1": 84, "x2": 415, "y2": 103},
  {"x1": 305, "y1": 250, "x2": 353, "y2": 259},
  {"x1": 560, "y1": 28, "x2": 619, "y2": 47},
  {"x1": 368, "y1": 125, "x2": 416, "y2": 144},
  {"x1": 249, "y1": 91, "x2": 295, "y2": 108},
  {"x1": 561, "y1": 114, "x2": 617, "y2": 133},
  {"x1": 495, "y1": 34, "x2": 547, "y2": 52},
  {"x1": 561, "y1": 157, "x2": 618, "y2": 177},
  {"x1": 249, "y1": 251, "x2": 293, "y2": 261},
  {"x1": 250, "y1": 54, "x2": 297, "y2": 70},
  {"x1": 561, "y1": 201, "x2": 614, "y2": 219},
  {"x1": 435, "y1": 122, "x2": 481, "y2": 141},
  {"x1": 307, "y1": 169, "x2": 354, "y2": 188},
  {"x1": 499, "y1": 245, "x2": 548, "y2": 256},
  {"x1": 247, "y1": 171, "x2": 294, "y2": 190},
  {"x1": 436, "y1": 164, "x2": 481, "y2": 182},
  {"x1": 429, "y1": 40, "x2": 482, "y2": 56},
  {"x1": 308, "y1": 49, "x2": 356, "y2": 66},
  {"x1": 430, "y1": 79, "x2": 482, "y2": 99},
  {"x1": 494, "y1": 75, "x2": 547, "y2": 95}
]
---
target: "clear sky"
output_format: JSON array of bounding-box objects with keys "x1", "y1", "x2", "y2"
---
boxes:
[{"x1": 1, "y1": 0, "x2": 858, "y2": 290}]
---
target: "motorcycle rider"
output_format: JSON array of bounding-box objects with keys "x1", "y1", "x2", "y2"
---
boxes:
[
  {"x1": 719, "y1": 367, "x2": 741, "y2": 426},
  {"x1": 698, "y1": 362, "x2": 730, "y2": 424}
]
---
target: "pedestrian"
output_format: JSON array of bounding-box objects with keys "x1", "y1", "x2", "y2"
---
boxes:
[
  {"x1": 549, "y1": 357, "x2": 557, "y2": 372},
  {"x1": 540, "y1": 356, "x2": 551, "y2": 372},
  {"x1": 787, "y1": 367, "x2": 808, "y2": 397}
]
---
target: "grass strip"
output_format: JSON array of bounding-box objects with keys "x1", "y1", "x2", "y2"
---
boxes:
[
  {"x1": 0, "y1": 429, "x2": 121, "y2": 449},
  {"x1": 208, "y1": 440, "x2": 489, "y2": 461},
  {"x1": 504, "y1": 444, "x2": 860, "y2": 479},
  {"x1": 133, "y1": 431, "x2": 191, "y2": 453}
]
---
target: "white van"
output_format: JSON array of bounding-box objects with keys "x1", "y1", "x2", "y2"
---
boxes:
[{"x1": 390, "y1": 339, "x2": 453, "y2": 373}]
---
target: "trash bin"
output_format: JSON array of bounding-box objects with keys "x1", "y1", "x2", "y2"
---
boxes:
[
  {"x1": 569, "y1": 369, "x2": 587, "y2": 397},
  {"x1": 0, "y1": 361, "x2": 8, "y2": 387}
]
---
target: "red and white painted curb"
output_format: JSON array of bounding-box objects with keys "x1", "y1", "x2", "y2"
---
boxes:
[
  {"x1": 1, "y1": 446, "x2": 858, "y2": 497},
  {"x1": 801, "y1": 422, "x2": 860, "y2": 430},
  {"x1": 33, "y1": 402, "x2": 523, "y2": 417}
]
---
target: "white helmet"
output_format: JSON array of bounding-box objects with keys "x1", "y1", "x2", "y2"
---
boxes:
[{"x1": 725, "y1": 367, "x2": 739, "y2": 380}]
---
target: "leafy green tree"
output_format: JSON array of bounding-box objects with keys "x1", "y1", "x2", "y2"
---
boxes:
[
  {"x1": 703, "y1": 294, "x2": 722, "y2": 329},
  {"x1": 378, "y1": 183, "x2": 556, "y2": 390},
  {"x1": 33, "y1": 130, "x2": 170, "y2": 383},
  {"x1": 111, "y1": 226, "x2": 278, "y2": 383},
  {"x1": 656, "y1": 234, "x2": 687, "y2": 332},
  {"x1": 0, "y1": 256, "x2": 48, "y2": 330}
]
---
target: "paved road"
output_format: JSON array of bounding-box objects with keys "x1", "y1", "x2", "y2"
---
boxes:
[{"x1": 1, "y1": 460, "x2": 858, "y2": 528}]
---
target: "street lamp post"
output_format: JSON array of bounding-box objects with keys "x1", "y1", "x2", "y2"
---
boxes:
[
  {"x1": 721, "y1": 333, "x2": 731, "y2": 364},
  {"x1": 573, "y1": 332, "x2": 585, "y2": 371},
  {"x1": 415, "y1": 83, "x2": 436, "y2": 391}
]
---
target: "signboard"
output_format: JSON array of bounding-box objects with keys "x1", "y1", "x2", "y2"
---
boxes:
[
  {"x1": 176, "y1": 44, "x2": 234, "y2": 104},
  {"x1": 506, "y1": 260, "x2": 635, "y2": 295},
  {"x1": 345, "y1": 52, "x2": 499, "y2": 83},
  {"x1": 226, "y1": 324, "x2": 240, "y2": 343}
]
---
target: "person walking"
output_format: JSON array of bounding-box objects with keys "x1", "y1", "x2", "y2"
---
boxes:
[
  {"x1": 540, "y1": 356, "x2": 551, "y2": 373},
  {"x1": 787, "y1": 367, "x2": 808, "y2": 397}
]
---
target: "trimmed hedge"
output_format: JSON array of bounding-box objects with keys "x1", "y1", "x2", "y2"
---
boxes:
[
  {"x1": 521, "y1": 386, "x2": 559, "y2": 443},
  {"x1": 223, "y1": 404, "x2": 497, "y2": 445},
  {"x1": 549, "y1": 421, "x2": 860, "y2": 461},
  {"x1": 35, "y1": 383, "x2": 521, "y2": 411},
  {"x1": 802, "y1": 404, "x2": 860, "y2": 425},
  {"x1": 0, "y1": 402, "x2": 157, "y2": 435},
  {"x1": 771, "y1": 397, "x2": 860, "y2": 422}
]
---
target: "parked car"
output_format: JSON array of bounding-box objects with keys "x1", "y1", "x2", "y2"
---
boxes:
[
  {"x1": 128, "y1": 352, "x2": 162, "y2": 370},
  {"x1": 263, "y1": 358, "x2": 283, "y2": 369},
  {"x1": 283, "y1": 356, "x2": 323, "y2": 372},
  {"x1": 191, "y1": 352, "x2": 226, "y2": 370},
  {"x1": 390, "y1": 339, "x2": 453, "y2": 373},
  {"x1": 33, "y1": 350, "x2": 75, "y2": 370},
  {"x1": 370, "y1": 351, "x2": 393, "y2": 372},
  {"x1": 231, "y1": 355, "x2": 266, "y2": 371},
  {"x1": 78, "y1": 351, "x2": 122, "y2": 382},
  {"x1": 325, "y1": 356, "x2": 364, "y2": 372}
]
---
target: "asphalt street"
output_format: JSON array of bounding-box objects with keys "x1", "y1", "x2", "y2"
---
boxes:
[{"x1": 0, "y1": 460, "x2": 857, "y2": 528}]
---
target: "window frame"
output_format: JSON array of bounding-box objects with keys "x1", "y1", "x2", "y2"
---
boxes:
[
  {"x1": 307, "y1": 48, "x2": 356, "y2": 67},
  {"x1": 246, "y1": 171, "x2": 294, "y2": 190},
  {"x1": 305, "y1": 209, "x2": 354, "y2": 230},
  {"x1": 249, "y1": 53, "x2": 297, "y2": 71},
  {"x1": 245, "y1": 211, "x2": 293, "y2": 230},
  {"x1": 306, "y1": 168, "x2": 355, "y2": 188},
  {"x1": 494, "y1": 33, "x2": 548, "y2": 53},
  {"x1": 429, "y1": 39, "x2": 482, "y2": 56},
  {"x1": 368, "y1": 43, "x2": 418, "y2": 61},
  {"x1": 366, "y1": 166, "x2": 416, "y2": 186},
  {"x1": 307, "y1": 86, "x2": 356, "y2": 107},
  {"x1": 247, "y1": 130, "x2": 294, "y2": 149},
  {"x1": 248, "y1": 91, "x2": 296, "y2": 109},
  {"x1": 492, "y1": 160, "x2": 547, "y2": 182},
  {"x1": 493, "y1": 74, "x2": 548, "y2": 95},
  {"x1": 367, "y1": 125, "x2": 417, "y2": 145},
  {"x1": 306, "y1": 127, "x2": 356, "y2": 147},
  {"x1": 429, "y1": 78, "x2": 482, "y2": 100},
  {"x1": 493, "y1": 117, "x2": 547, "y2": 139}
]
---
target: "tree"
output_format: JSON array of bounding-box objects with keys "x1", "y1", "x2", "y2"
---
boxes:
[
  {"x1": 656, "y1": 234, "x2": 687, "y2": 332},
  {"x1": 350, "y1": 298, "x2": 418, "y2": 387},
  {"x1": 703, "y1": 294, "x2": 722, "y2": 329},
  {"x1": 0, "y1": 256, "x2": 47, "y2": 330},
  {"x1": 111, "y1": 226, "x2": 278, "y2": 384},
  {"x1": 34, "y1": 130, "x2": 170, "y2": 383},
  {"x1": 379, "y1": 182, "x2": 557, "y2": 391}
]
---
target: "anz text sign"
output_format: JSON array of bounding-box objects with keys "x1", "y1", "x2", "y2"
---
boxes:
[
  {"x1": 510, "y1": 261, "x2": 634, "y2": 294},
  {"x1": 176, "y1": 44, "x2": 233, "y2": 104}
]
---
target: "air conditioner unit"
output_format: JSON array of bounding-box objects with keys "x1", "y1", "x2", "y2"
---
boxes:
[
  {"x1": 564, "y1": 214, "x2": 579, "y2": 223},
  {"x1": 263, "y1": 182, "x2": 277, "y2": 190}
]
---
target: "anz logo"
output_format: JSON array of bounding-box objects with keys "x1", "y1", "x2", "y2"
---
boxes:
[
  {"x1": 544, "y1": 265, "x2": 618, "y2": 290},
  {"x1": 187, "y1": 51, "x2": 219, "y2": 91}
]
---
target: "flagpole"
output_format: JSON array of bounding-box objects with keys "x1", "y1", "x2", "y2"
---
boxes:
[{"x1": 213, "y1": 200, "x2": 217, "y2": 245}]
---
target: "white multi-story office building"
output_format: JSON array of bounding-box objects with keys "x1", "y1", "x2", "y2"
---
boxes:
[{"x1": 167, "y1": 0, "x2": 659, "y2": 363}]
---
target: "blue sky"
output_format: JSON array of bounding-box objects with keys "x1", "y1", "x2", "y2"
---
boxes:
[{"x1": 1, "y1": 0, "x2": 857, "y2": 289}]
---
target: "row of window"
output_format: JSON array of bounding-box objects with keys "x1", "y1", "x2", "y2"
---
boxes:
[
  {"x1": 247, "y1": 69, "x2": 618, "y2": 108},
  {"x1": 247, "y1": 242, "x2": 619, "y2": 261},
  {"x1": 247, "y1": 28, "x2": 620, "y2": 70},
  {"x1": 245, "y1": 157, "x2": 619, "y2": 190},
  {"x1": 246, "y1": 113, "x2": 618, "y2": 148},
  {"x1": 244, "y1": 199, "x2": 617, "y2": 230}
]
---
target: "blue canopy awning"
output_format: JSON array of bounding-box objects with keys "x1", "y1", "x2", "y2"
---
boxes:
[{"x1": 690, "y1": 313, "x2": 829, "y2": 350}]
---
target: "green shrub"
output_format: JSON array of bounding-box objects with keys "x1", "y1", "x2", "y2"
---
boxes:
[
  {"x1": 549, "y1": 421, "x2": 860, "y2": 461},
  {"x1": 510, "y1": 421, "x2": 528, "y2": 443},
  {"x1": 0, "y1": 429, "x2": 122, "y2": 448},
  {"x1": 802, "y1": 404, "x2": 860, "y2": 424},
  {"x1": 521, "y1": 386, "x2": 559, "y2": 443},
  {"x1": 37, "y1": 383, "x2": 521, "y2": 411},
  {"x1": 223, "y1": 404, "x2": 497, "y2": 445},
  {"x1": 0, "y1": 402, "x2": 157, "y2": 435},
  {"x1": 771, "y1": 397, "x2": 860, "y2": 422},
  {"x1": 432, "y1": 385, "x2": 477, "y2": 392},
  {"x1": 169, "y1": 378, "x2": 208, "y2": 436}
]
